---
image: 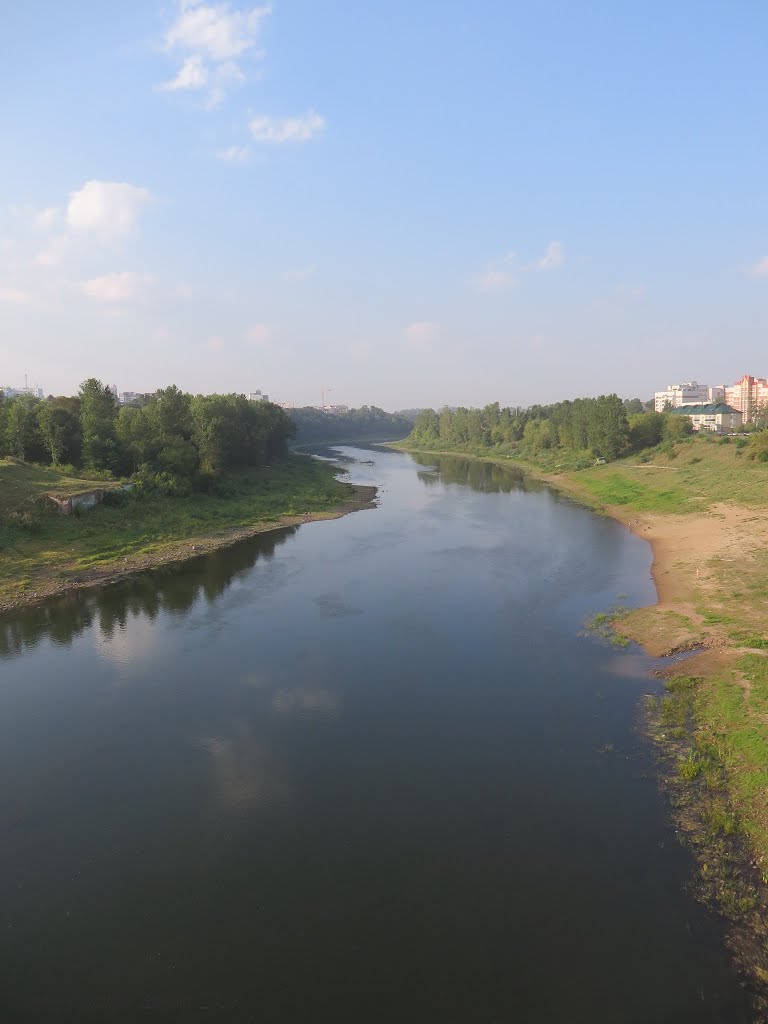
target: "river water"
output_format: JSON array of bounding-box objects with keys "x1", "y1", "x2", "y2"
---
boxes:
[{"x1": 0, "y1": 447, "x2": 752, "y2": 1021}]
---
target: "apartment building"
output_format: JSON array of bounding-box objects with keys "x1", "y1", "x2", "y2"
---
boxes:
[
  {"x1": 669, "y1": 403, "x2": 742, "y2": 434},
  {"x1": 723, "y1": 375, "x2": 768, "y2": 422},
  {"x1": 653, "y1": 381, "x2": 724, "y2": 412}
]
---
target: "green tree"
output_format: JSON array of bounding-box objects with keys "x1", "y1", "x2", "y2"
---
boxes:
[
  {"x1": 38, "y1": 402, "x2": 80, "y2": 465},
  {"x1": 5, "y1": 395, "x2": 42, "y2": 461},
  {"x1": 79, "y1": 378, "x2": 121, "y2": 472},
  {"x1": 662, "y1": 413, "x2": 694, "y2": 442},
  {"x1": 628, "y1": 411, "x2": 664, "y2": 451}
]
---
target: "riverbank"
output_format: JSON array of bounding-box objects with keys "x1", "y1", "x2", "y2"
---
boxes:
[
  {"x1": 397, "y1": 437, "x2": 768, "y2": 1007},
  {"x1": 0, "y1": 455, "x2": 376, "y2": 615}
]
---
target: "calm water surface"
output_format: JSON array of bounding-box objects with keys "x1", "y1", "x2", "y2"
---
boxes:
[{"x1": 0, "y1": 448, "x2": 752, "y2": 1021}]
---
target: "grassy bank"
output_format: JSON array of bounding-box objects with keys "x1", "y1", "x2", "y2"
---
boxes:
[
  {"x1": 398, "y1": 435, "x2": 768, "y2": 998},
  {"x1": 0, "y1": 454, "x2": 374, "y2": 611}
]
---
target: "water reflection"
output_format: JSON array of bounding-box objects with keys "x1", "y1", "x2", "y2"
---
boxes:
[
  {"x1": 0, "y1": 526, "x2": 298, "y2": 659},
  {"x1": 410, "y1": 451, "x2": 545, "y2": 493}
]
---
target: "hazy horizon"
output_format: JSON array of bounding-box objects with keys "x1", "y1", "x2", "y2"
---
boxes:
[{"x1": 4, "y1": 2, "x2": 768, "y2": 409}]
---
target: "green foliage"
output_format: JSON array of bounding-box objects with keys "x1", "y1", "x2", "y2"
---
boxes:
[
  {"x1": 0, "y1": 379, "x2": 297, "y2": 495},
  {"x1": 407, "y1": 394, "x2": 630, "y2": 463},
  {"x1": 628, "y1": 411, "x2": 664, "y2": 451},
  {"x1": 290, "y1": 405, "x2": 412, "y2": 444},
  {"x1": 745, "y1": 429, "x2": 768, "y2": 462},
  {"x1": 79, "y1": 378, "x2": 121, "y2": 473},
  {"x1": 662, "y1": 413, "x2": 694, "y2": 442}
]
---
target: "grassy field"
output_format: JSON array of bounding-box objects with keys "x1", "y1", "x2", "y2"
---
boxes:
[
  {"x1": 0, "y1": 455, "x2": 358, "y2": 609},
  {"x1": 572, "y1": 435, "x2": 768, "y2": 513}
]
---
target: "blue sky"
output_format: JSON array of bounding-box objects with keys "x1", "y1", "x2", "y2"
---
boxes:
[{"x1": 3, "y1": 0, "x2": 768, "y2": 409}]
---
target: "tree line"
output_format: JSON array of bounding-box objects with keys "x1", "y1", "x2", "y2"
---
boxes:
[
  {"x1": 0, "y1": 380, "x2": 295, "y2": 494},
  {"x1": 407, "y1": 396, "x2": 693, "y2": 463},
  {"x1": 289, "y1": 405, "x2": 413, "y2": 444}
]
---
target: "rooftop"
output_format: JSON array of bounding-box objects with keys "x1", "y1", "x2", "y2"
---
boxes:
[{"x1": 671, "y1": 403, "x2": 739, "y2": 415}]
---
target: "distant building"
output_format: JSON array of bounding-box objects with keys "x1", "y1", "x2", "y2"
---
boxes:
[
  {"x1": 723, "y1": 375, "x2": 768, "y2": 423},
  {"x1": 317, "y1": 404, "x2": 349, "y2": 414},
  {"x1": 118, "y1": 391, "x2": 155, "y2": 406},
  {"x1": 0, "y1": 385, "x2": 44, "y2": 399},
  {"x1": 654, "y1": 381, "x2": 723, "y2": 412},
  {"x1": 248, "y1": 391, "x2": 269, "y2": 402},
  {"x1": 670, "y1": 403, "x2": 742, "y2": 433}
]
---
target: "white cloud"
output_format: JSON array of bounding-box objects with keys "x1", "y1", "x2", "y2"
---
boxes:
[
  {"x1": 165, "y1": 1, "x2": 270, "y2": 61},
  {"x1": 474, "y1": 251, "x2": 517, "y2": 292},
  {"x1": 247, "y1": 323, "x2": 272, "y2": 345},
  {"x1": 158, "y1": 54, "x2": 208, "y2": 92},
  {"x1": 160, "y1": 1, "x2": 270, "y2": 106},
  {"x1": 747, "y1": 256, "x2": 768, "y2": 278},
  {"x1": 34, "y1": 207, "x2": 59, "y2": 229},
  {"x1": 282, "y1": 264, "x2": 315, "y2": 281},
  {"x1": 0, "y1": 287, "x2": 31, "y2": 305},
  {"x1": 474, "y1": 241, "x2": 565, "y2": 291},
  {"x1": 82, "y1": 272, "x2": 149, "y2": 303},
  {"x1": 217, "y1": 144, "x2": 250, "y2": 162},
  {"x1": 36, "y1": 235, "x2": 71, "y2": 268},
  {"x1": 249, "y1": 110, "x2": 325, "y2": 143},
  {"x1": 67, "y1": 181, "x2": 151, "y2": 236},
  {"x1": 404, "y1": 321, "x2": 441, "y2": 347},
  {"x1": 529, "y1": 240, "x2": 564, "y2": 271}
]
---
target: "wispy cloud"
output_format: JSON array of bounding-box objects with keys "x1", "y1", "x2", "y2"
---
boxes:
[
  {"x1": 67, "y1": 181, "x2": 151, "y2": 236},
  {"x1": 159, "y1": 1, "x2": 270, "y2": 107},
  {"x1": 528, "y1": 240, "x2": 564, "y2": 271},
  {"x1": 474, "y1": 251, "x2": 518, "y2": 292},
  {"x1": 746, "y1": 256, "x2": 768, "y2": 278},
  {"x1": 81, "y1": 271, "x2": 150, "y2": 303},
  {"x1": 247, "y1": 323, "x2": 272, "y2": 345},
  {"x1": 0, "y1": 287, "x2": 32, "y2": 305},
  {"x1": 217, "y1": 144, "x2": 250, "y2": 163},
  {"x1": 249, "y1": 110, "x2": 325, "y2": 143},
  {"x1": 158, "y1": 54, "x2": 209, "y2": 92},
  {"x1": 404, "y1": 321, "x2": 441, "y2": 347},
  {"x1": 593, "y1": 283, "x2": 646, "y2": 321},
  {"x1": 34, "y1": 207, "x2": 59, "y2": 229},
  {"x1": 36, "y1": 235, "x2": 71, "y2": 268},
  {"x1": 282, "y1": 264, "x2": 315, "y2": 282},
  {"x1": 474, "y1": 241, "x2": 565, "y2": 291}
]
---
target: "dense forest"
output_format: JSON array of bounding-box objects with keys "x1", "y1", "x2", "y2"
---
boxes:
[
  {"x1": 0, "y1": 380, "x2": 295, "y2": 494},
  {"x1": 289, "y1": 405, "x2": 413, "y2": 444},
  {"x1": 406, "y1": 396, "x2": 695, "y2": 465}
]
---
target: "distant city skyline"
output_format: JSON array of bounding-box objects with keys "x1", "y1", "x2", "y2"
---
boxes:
[{"x1": 4, "y1": 2, "x2": 768, "y2": 408}]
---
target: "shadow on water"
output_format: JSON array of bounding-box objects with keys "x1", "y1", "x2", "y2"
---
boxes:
[{"x1": 0, "y1": 526, "x2": 298, "y2": 660}]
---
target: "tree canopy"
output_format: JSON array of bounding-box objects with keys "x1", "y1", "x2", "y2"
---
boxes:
[{"x1": 0, "y1": 381, "x2": 296, "y2": 494}]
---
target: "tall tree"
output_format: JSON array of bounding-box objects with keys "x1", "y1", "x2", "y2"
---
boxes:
[{"x1": 79, "y1": 378, "x2": 121, "y2": 472}]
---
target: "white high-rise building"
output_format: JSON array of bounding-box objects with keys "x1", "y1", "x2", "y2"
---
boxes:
[{"x1": 653, "y1": 381, "x2": 724, "y2": 412}]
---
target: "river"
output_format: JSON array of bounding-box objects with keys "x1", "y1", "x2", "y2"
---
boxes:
[{"x1": 0, "y1": 447, "x2": 752, "y2": 1020}]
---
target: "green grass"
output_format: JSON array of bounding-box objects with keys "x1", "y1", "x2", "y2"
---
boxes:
[
  {"x1": 0, "y1": 460, "x2": 119, "y2": 516},
  {"x1": 574, "y1": 435, "x2": 768, "y2": 515},
  {"x1": 575, "y1": 473, "x2": 692, "y2": 513},
  {"x1": 0, "y1": 455, "x2": 354, "y2": 606}
]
